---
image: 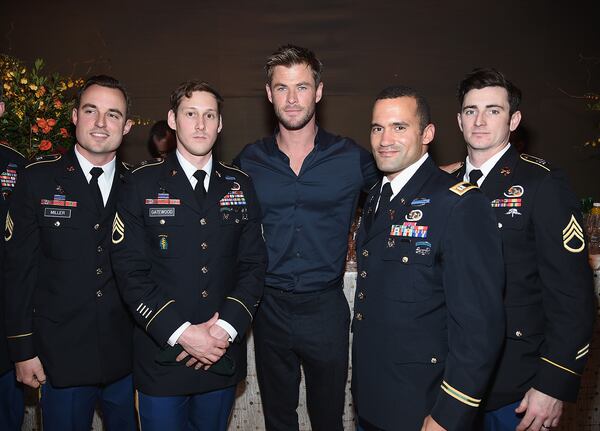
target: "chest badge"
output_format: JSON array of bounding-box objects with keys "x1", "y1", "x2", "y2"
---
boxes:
[
  {"x1": 405, "y1": 209, "x2": 423, "y2": 222},
  {"x1": 500, "y1": 167, "x2": 511, "y2": 176},
  {"x1": 505, "y1": 208, "x2": 522, "y2": 218},
  {"x1": 410, "y1": 198, "x2": 430, "y2": 206},
  {"x1": 504, "y1": 185, "x2": 524, "y2": 198}
]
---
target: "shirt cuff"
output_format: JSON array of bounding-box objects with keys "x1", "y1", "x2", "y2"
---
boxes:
[
  {"x1": 216, "y1": 319, "x2": 237, "y2": 342},
  {"x1": 167, "y1": 321, "x2": 191, "y2": 346}
]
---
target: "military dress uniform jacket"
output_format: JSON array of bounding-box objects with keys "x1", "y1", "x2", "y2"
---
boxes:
[
  {"x1": 352, "y1": 157, "x2": 506, "y2": 431},
  {"x1": 455, "y1": 146, "x2": 595, "y2": 409},
  {"x1": 0, "y1": 144, "x2": 26, "y2": 375},
  {"x1": 3, "y1": 149, "x2": 133, "y2": 387},
  {"x1": 110, "y1": 154, "x2": 266, "y2": 396}
]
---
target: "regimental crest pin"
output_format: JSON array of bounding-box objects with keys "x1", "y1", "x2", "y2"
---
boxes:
[{"x1": 500, "y1": 167, "x2": 511, "y2": 176}]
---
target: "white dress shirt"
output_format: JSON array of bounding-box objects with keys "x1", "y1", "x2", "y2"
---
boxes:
[
  {"x1": 463, "y1": 143, "x2": 512, "y2": 187},
  {"x1": 74, "y1": 145, "x2": 116, "y2": 205},
  {"x1": 376, "y1": 152, "x2": 430, "y2": 210},
  {"x1": 167, "y1": 150, "x2": 237, "y2": 346}
]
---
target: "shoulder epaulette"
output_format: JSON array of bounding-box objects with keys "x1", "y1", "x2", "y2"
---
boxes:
[
  {"x1": 121, "y1": 161, "x2": 134, "y2": 171},
  {"x1": 448, "y1": 161, "x2": 464, "y2": 175},
  {"x1": 218, "y1": 161, "x2": 249, "y2": 177},
  {"x1": 26, "y1": 153, "x2": 61, "y2": 168},
  {"x1": 520, "y1": 153, "x2": 550, "y2": 172},
  {"x1": 0, "y1": 143, "x2": 26, "y2": 159},
  {"x1": 132, "y1": 158, "x2": 164, "y2": 173},
  {"x1": 449, "y1": 181, "x2": 477, "y2": 196}
]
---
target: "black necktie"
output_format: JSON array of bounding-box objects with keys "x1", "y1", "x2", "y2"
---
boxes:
[
  {"x1": 375, "y1": 182, "x2": 393, "y2": 222},
  {"x1": 89, "y1": 167, "x2": 104, "y2": 211},
  {"x1": 469, "y1": 169, "x2": 483, "y2": 186},
  {"x1": 193, "y1": 170, "x2": 207, "y2": 205}
]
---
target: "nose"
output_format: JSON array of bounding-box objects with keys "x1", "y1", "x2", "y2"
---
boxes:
[
  {"x1": 380, "y1": 128, "x2": 394, "y2": 147},
  {"x1": 95, "y1": 113, "x2": 105, "y2": 128},
  {"x1": 475, "y1": 111, "x2": 486, "y2": 126},
  {"x1": 286, "y1": 89, "x2": 297, "y2": 105},
  {"x1": 195, "y1": 116, "x2": 206, "y2": 131}
]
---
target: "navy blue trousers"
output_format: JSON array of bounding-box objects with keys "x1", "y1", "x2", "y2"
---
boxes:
[
  {"x1": 136, "y1": 385, "x2": 236, "y2": 431},
  {"x1": 40, "y1": 373, "x2": 136, "y2": 431},
  {"x1": 0, "y1": 370, "x2": 24, "y2": 431}
]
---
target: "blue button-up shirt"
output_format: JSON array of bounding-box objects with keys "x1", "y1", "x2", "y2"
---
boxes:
[{"x1": 234, "y1": 127, "x2": 379, "y2": 292}]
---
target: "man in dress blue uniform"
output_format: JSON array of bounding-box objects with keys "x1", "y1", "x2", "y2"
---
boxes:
[
  {"x1": 234, "y1": 45, "x2": 379, "y2": 431},
  {"x1": 111, "y1": 81, "x2": 266, "y2": 431},
  {"x1": 4, "y1": 75, "x2": 136, "y2": 430},
  {"x1": 454, "y1": 68, "x2": 595, "y2": 431},
  {"x1": 352, "y1": 86, "x2": 505, "y2": 431},
  {"x1": 0, "y1": 86, "x2": 26, "y2": 431}
]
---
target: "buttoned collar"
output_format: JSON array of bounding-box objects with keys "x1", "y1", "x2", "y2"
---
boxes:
[
  {"x1": 464, "y1": 143, "x2": 512, "y2": 185},
  {"x1": 176, "y1": 149, "x2": 212, "y2": 190},
  {"x1": 381, "y1": 152, "x2": 429, "y2": 199}
]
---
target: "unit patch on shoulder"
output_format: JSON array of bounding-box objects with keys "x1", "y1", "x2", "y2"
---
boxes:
[
  {"x1": 562, "y1": 215, "x2": 585, "y2": 253},
  {"x1": 112, "y1": 212, "x2": 125, "y2": 244},
  {"x1": 520, "y1": 154, "x2": 550, "y2": 171},
  {"x1": 449, "y1": 181, "x2": 477, "y2": 196}
]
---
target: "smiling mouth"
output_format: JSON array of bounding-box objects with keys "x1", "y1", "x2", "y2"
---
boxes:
[{"x1": 90, "y1": 132, "x2": 109, "y2": 138}]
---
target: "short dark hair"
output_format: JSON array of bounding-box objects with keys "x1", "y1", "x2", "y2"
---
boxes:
[
  {"x1": 75, "y1": 75, "x2": 131, "y2": 116},
  {"x1": 147, "y1": 120, "x2": 174, "y2": 158},
  {"x1": 457, "y1": 68, "x2": 522, "y2": 115},
  {"x1": 375, "y1": 86, "x2": 432, "y2": 132},
  {"x1": 169, "y1": 80, "x2": 223, "y2": 115},
  {"x1": 265, "y1": 44, "x2": 323, "y2": 86}
]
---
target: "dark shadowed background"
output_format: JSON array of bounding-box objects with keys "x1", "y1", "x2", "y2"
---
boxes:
[{"x1": 3, "y1": 0, "x2": 599, "y2": 196}]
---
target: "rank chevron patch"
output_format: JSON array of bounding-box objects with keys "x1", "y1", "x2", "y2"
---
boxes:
[
  {"x1": 4, "y1": 210, "x2": 14, "y2": 241},
  {"x1": 112, "y1": 212, "x2": 125, "y2": 244},
  {"x1": 562, "y1": 215, "x2": 585, "y2": 253}
]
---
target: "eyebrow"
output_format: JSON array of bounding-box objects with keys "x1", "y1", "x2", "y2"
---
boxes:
[
  {"x1": 462, "y1": 104, "x2": 504, "y2": 111},
  {"x1": 81, "y1": 103, "x2": 124, "y2": 117}
]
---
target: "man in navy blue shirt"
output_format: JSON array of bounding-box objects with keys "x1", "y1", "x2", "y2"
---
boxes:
[{"x1": 234, "y1": 45, "x2": 379, "y2": 431}]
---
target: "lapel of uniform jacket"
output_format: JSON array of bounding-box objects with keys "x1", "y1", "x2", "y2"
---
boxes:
[
  {"x1": 55, "y1": 149, "x2": 96, "y2": 216},
  {"x1": 102, "y1": 160, "x2": 128, "y2": 220},
  {"x1": 363, "y1": 156, "x2": 436, "y2": 244},
  {"x1": 479, "y1": 145, "x2": 520, "y2": 201},
  {"x1": 204, "y1": 163, "x2": 235, "y2": 214},
  {"x1": 361, "y1": 180, "x2": 381, "y2": 236},
  {"x1": 158, "y1": 154, "x2": 202, "y2": 215}
]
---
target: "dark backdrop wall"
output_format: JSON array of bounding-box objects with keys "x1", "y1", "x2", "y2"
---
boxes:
[{"x1": 3, "y1": 0, "x2": 599, "y2": 196}]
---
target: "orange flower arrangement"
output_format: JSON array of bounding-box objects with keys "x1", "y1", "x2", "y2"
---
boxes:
[{"x1": 0, "y1": 55, "x2": 83, "y2": 159}]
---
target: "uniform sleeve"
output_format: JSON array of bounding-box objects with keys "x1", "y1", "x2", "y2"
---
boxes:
[
  {"x1": 431, "y1": 191, "x2": 506, "y2": 430},
  {"x1": 531, "y1": 170, "x2": 595, "y2": 401},
  {"x1": 4, "y1": 170, "x2": 39, "y2": 362},
  {"x1": 216, "y1": 178, "x2": 266, "y2": 340},
  {"x1": 358, "y1": 146, "x2": 380, "y2": 192},
  {"x1": 110, "y1": 176, "x2": 185, "y2": 345}
]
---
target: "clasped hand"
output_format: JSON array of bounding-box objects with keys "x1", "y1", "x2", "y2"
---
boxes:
[{"x1": 176, "y1": 312, "x2": 230, "y2": 370}]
